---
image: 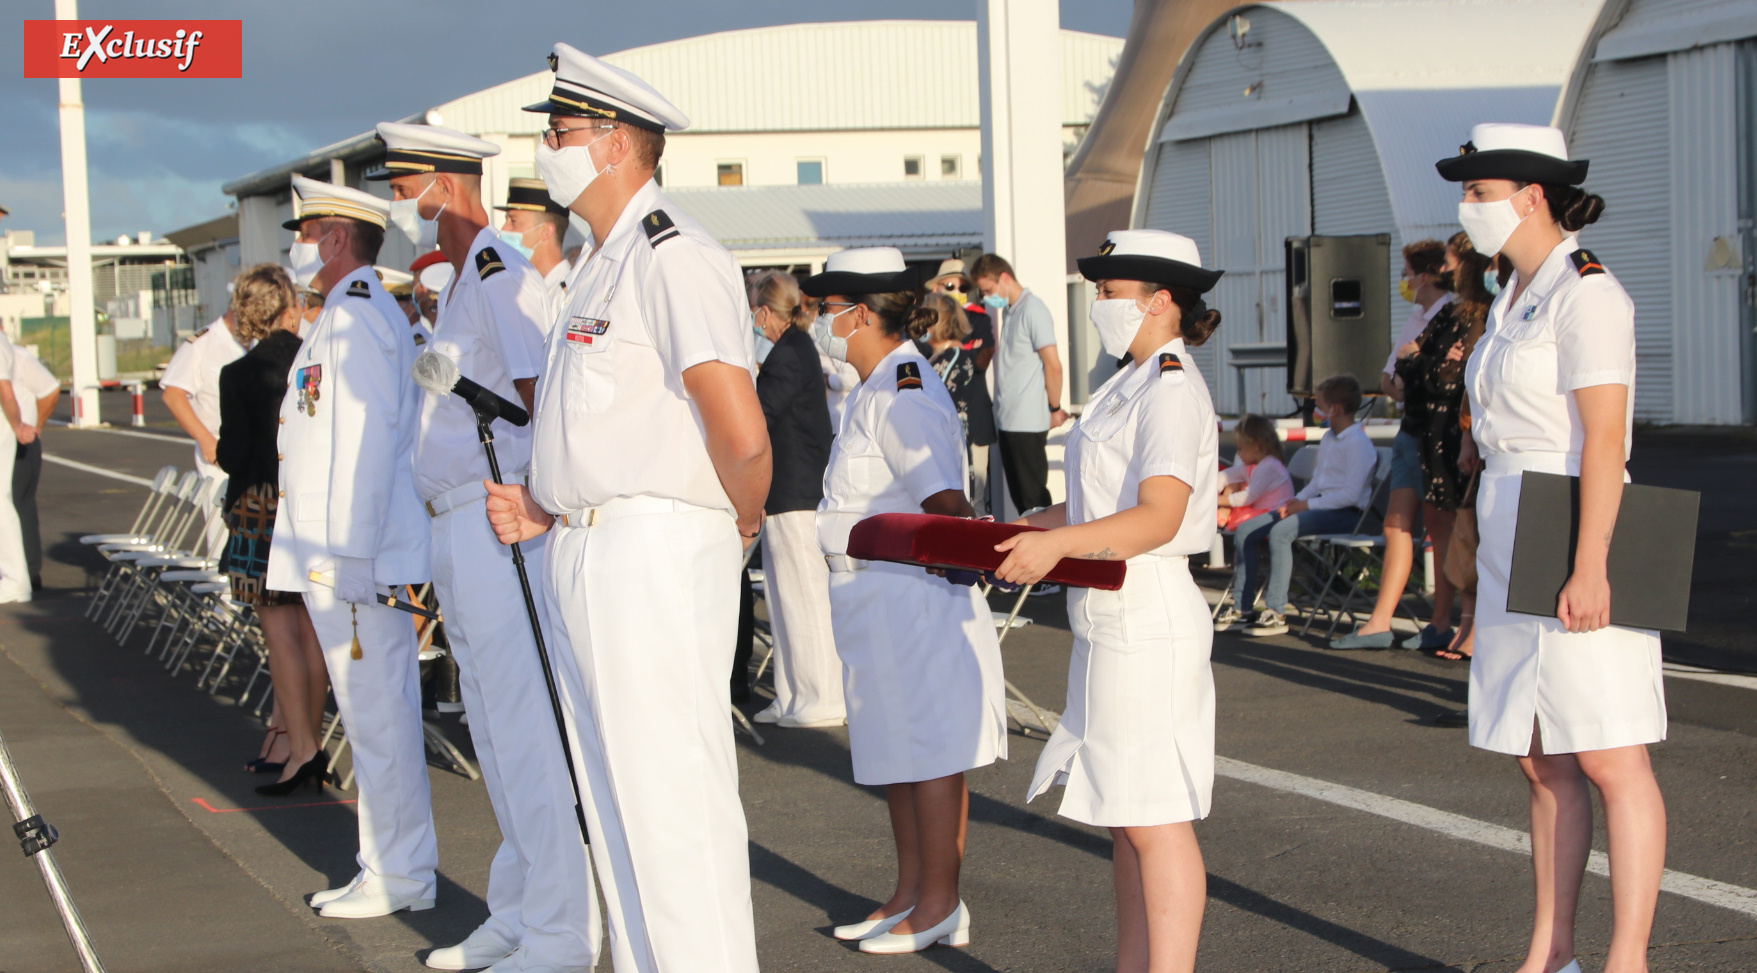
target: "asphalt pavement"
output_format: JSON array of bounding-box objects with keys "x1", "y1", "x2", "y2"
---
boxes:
[{"x1": 0, "y1": 391, "x2": 1751, "y2": 972}]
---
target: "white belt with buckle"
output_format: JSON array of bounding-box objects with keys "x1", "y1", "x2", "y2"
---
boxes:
[
  {"x1": 824, "y1": 554, "x2": 869, "y2": 573},
  {"x1": 556, "y1": 495, "x2": 708, "y2": 528},
  {"x1": 423, "y1": 472, "x2": 528, "y2": 519}
]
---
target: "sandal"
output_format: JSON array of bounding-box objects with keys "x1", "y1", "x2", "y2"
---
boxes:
[{"x1": 1430, "y1": 614, "x2": 1475, "y2": 661}]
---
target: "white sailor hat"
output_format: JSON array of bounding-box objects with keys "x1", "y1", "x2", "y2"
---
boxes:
[
  {"x1": 366, "y1": 122, "x2": 501, "y2": 181},
  {"x1": 418, "y1": 261, "x2": 454, "y2": 293},
  {"x1": 1078, "y1": 229, "x2": 1223, "y2": 293},
  {"x1": 522, "y1": 42, "x2": 689, "y2": 133},
  {"x1": 1436, "y1": 123, "x2": 1588, "y2": 185},
  {"x1": 284, "y1": 174, "x2": 391, "y2": 230},
  {"x1": 801, "y1": 247, "x2": 930, "y2": 297}
]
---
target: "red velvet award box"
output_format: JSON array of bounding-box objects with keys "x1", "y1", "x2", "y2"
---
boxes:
[{"x1": 846, "y1": 513, "x2": 1126, "y2": 590}]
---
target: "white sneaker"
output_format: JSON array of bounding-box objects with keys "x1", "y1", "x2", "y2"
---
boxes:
[
  {"x1": 751, "y1": 702, "x2": 781, "y2": 724},
  {"x1": 425, "y1": 923, "x2": 516, "y2": 970},
  {"x1": 317, "y1": 886, "x2": 435, "y2": 919},
  {"x1": 778, "y1": 714, "x2": 847, "y2": 728},
  {"x1": 1244, "y1": 610, "x2": 1288, "y2": 637},
  {"x1": 1212, "y1": 606, "x2": 1247, "y2": 632}
]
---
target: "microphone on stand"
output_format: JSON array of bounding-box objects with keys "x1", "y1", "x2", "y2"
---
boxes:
[{"x1": 413, "y1": 350, "x2": 529, "y2": 427}]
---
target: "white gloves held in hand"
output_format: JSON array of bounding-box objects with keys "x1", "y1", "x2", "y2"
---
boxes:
[{"x1": 331, "y1": 556, "x2": 378, "y2": 605}]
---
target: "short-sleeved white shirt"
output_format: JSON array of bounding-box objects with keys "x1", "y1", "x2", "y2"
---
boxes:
[
  {"x1": 1466, "y1": 238, "x2": 1636, "y2": 459},
  {"x1": 530, "y1": 181, "x2": 756, "y2": 516},
  {"x1": 161, "y1": 318, "x2": 246, "y2": 437},
  {"x1": 542, "y1": 259, "x2": 571, "y2": 323},
  {"x1": 414, "y1": 227, "x2": 554, "y2": 500},
  {"x1": 12, "y1": 347, "x2": 58, "y2": 427},
  {"x1": 1064, "y1": 338, "x2": 1218, "y2": 557},
  {"x1": 817, "y1": 343, "x2": 966, "y2": 556}
]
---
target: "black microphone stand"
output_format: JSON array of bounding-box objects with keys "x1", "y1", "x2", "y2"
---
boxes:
[{"x1": 473, "y1": 412, "x2": 590, "y2": 847}]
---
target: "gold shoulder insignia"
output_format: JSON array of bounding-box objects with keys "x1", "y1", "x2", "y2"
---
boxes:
[
  {"x1": 345, "y1": 279, "x2": 372, "y2": 299},
  {"x1": 642, "y1": 209, "x2": 680, "y2": 248},
  {"x1": 475, "y1": 246, "x2": 506, "y2": 280},
  {"x1": 1569, "y1": 249, "x2": 1605, "y2": 277},
  {"x1": 896, "y1": 361, "x2": 923, "y2": 391}
]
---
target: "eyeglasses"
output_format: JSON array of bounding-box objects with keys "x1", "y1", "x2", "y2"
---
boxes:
[{"x1": 542, "y1": 123, "x2": 614, "y2": 148}]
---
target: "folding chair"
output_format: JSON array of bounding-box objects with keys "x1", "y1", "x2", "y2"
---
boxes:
[
  {"x1": 97, "y1": 473, "x2": 211, "y2": 635},
  {"x1": 83, "y1": 467, "x2": 189, "y2": 620},
  {"x1": 1291, "y1": 446, "x2": 1426, "y2": 638},
  {"x1": 980, "y1": 580, "x2": 1059, "y2": 738},
  {"x1": 111, "y1": 477, "x2": 229, "y2": 646},
  {"x1": 1209, "y1": 443, "x2": 1320, "y2": 622}
]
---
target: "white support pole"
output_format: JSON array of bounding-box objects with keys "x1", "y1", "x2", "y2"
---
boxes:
[{"x1": 56, "y1": 0, "x2": 101, "y2": 428}]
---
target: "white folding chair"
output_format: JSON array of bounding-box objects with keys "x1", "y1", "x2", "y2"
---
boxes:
[
  {"x1": 84, "y1": 467, "x2": 187, "y2": 620},
  {"x1": 1290, "y1": 447, "x2": 1425, "y2": 638}
]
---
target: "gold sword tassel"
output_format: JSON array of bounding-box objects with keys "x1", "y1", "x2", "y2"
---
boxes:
[{"x1": 350, "y1": 603, "x2": 363, "y2": 660}]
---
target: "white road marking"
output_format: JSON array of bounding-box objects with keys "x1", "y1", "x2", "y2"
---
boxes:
[
  {"x1": 1217, "y1": 756, "x2": 1757, "y2": 919},
  {"x1": 47, "y1": 419, "x2": 191, "y2": 445},
  {"x1": 1663, "y1": 663, "x2": 1757, "y2": 691},
  {"x1": 42, "y1": 453, "x2": 155, "y2": 487}
]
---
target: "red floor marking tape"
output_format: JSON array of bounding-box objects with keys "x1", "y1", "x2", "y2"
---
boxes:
[{"x1": 192, "y1": 796, "x2": 358, "y2": 813}]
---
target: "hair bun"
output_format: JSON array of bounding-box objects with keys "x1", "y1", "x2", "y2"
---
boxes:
[
  {"x1": 905, "y1": 305, "x2": 938, "y2": 340},
  {"x1": 1182, "y1": 306, "x2": 1221, "y2": 347}
]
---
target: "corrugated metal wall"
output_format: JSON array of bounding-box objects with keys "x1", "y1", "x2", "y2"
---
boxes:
[
  {"x1": 1166, "y1": 9, "x2": 1344, "y2": 125},
  {"x1": 1141, "y1": 139, "x2": 1217, "y2": 377},
  {"x1": 1669, "y1": 43, "x2": 1745, "y2": 424},
  {"x1": 1568, "y1": 55, "x2": 1673, "y2": 421},
  {"x1": 438, "y1": 24, "x2": 1123, "y2": 137},
  {"x1": 1311, "y1": 107, "x2": 1400, "y2": 383}
]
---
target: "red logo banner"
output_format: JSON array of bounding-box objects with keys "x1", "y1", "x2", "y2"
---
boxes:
[{"x1": 21, "y1": 20, "x2": 243, "y2": 78}]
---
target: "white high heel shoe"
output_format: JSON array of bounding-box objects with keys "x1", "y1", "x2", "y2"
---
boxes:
[
  {"x1": 833, "y1": 905, "x2": 911, "y2": 941},
  {"x1": 858, "y1": 901, "x2": 969, "y2": 954}
]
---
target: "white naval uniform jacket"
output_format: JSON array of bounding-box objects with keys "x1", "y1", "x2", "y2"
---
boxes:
[
  {"x1": 415, "y1": 227, "x2": 553, "y2": 501},
  {"x1": 531, "y1": 180, "x2": 754, "y2": 516},
  {"x1": 266, "y1": 265, "x2": 430, "y2": 590}
]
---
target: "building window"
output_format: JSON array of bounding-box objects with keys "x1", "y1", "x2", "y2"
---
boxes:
[
  {"x1": 941, "y1": 155, "x2": 961, "y2": 179},
  {"x1": 717, "y1": 162, "x2": 744, "y2": 186},
  {"x1": 796, "y1": 159, "x2": 824, "y2": 185},
  {"x1": 903, "y1": 156, "x2": 924, "y2": 180}
]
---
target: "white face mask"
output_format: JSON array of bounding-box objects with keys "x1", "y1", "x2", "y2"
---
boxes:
[
  {"x1": 1457, "y1": 186, "x2": 1534, "y2": 257},
  {"x1": 535, "y1": 130, "x2": 613, "y2": 209},
  {"x1": 389, "y1": 180, "x2": 444, "y2": 248},
  {"x1": 813, "y1": 307, "x2": 854, "y2": 363},
  {"x1": 287, "y1": 229, "x2": 333, "y2": 287},
  {"x1": 1089, "y1": 298, "x2": 1147, "y2": 359}
]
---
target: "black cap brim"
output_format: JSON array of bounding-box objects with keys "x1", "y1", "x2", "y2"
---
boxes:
[
  {"x1": 1435, "y1": 149, "x2": 1589, "y2": 185},
  {"x1": 1076, "y1": 255, "x2": 1223, "y2": 294},
  {"x1": 801, "y1": 265, "x2": 930, "y2": 298}
]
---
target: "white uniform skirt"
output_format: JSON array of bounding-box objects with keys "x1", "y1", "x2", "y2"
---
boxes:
[
  {"x1": 1028, "y1": 557, "x2": 1214, "y2": 827},
  {"x1": 1471, "y1": 451, "x2": 1666, "y2": 756},
  {"x1": 827, "y1": 561, "x2": 1007, "y2": 786}
]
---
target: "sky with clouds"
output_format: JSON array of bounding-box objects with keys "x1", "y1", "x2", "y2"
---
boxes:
[{"x1": 2, "y1": 1, "x2": 1130, "y2": 246}]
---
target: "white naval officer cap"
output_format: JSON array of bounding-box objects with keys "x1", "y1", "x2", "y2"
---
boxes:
[
  {"x1": 284, "y1": 174, "x2": 391, "y2": 230},
  {"x1": 418, "y1": 262, "x2": 455, "y2": 293},
  {"x1": 1435, "y1": 123, "x2": 1588, "y2": 185},
  {"x1": 366, "y1": 122, "x2": 502, "y2": 181},
  {"x1": 801, "y1": 247, "x2": 929, "y2": 297},
  {"x1": 522, "y1": 42, "x2": 690, "y2": 133},
  {"x1": 1078, "y1": 229, "x2": 1223, "y2": 293}
]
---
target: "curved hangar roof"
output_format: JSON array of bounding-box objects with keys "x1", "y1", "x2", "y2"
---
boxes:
[{"x1": 1142, "y1": 0, "x2": 1603, "y2": 239}]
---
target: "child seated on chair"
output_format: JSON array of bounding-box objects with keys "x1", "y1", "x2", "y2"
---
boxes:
[
  {"x1": 1215, "y1": 374, "x2": 1378, "y2": 637},
  {"x1": 1218, "y1": 413, "x2": 1295, "y2": 530}
]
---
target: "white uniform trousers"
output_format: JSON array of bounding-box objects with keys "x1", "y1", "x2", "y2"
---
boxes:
[
  {"x1": 1470, "y1": 451, "x2": 1666, "y2": 755},
  {"x1": 306, "y1": 584, "x2": 438, "y2": 899},
  {"x1": 543, "y1": 501, "x2": 759, "y2": 973},
  {"x1": 0, "y1": 429, "x2": 28, "y2": 602},
  {"x1": 430, "y1": 501, "x2": 599, "y2": 966},
  {"x1": 759, "y1": 509, "x2": 845, "y2": 724}
]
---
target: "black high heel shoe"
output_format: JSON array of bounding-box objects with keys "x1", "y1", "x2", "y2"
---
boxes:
[
  {"x1": 245, "y1": 728, "x2": 287, "y2": 774},
  {"x1": 255, "y1": 751, "x2": 329, "y2": 797}
]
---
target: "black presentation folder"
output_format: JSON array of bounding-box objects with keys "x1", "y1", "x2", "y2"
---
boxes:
[{"x1": 1506, "y1": 472, "x2": 1699, "y2": 632}]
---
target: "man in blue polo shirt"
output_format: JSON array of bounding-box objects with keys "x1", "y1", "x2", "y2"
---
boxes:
[{"x1": 971, "y1": 253, "x2": 1066, "y2": 517}]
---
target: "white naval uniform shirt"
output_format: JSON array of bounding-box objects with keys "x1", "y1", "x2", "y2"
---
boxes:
[
  {"x1": 414, "y1": 228, "x2": 553, "y2": 501},
  {"x1": 266, "y1": 265, "x2": 430, "y2": 590},
  {"x1": 161, "y1": 317, "x2": 245, "y2": 473},
  {"x1": 1064, "y1": 338, "x2": 1218, "y2": 556},
  {"x1": 542, "y1": 259, "x2": 571, "y2": 324},
  {"x1": 530, "y1": 180, "x2": 755, "y2": 517},
  {"x1": 816, "y1": 343, "x2": 966, "y2": 557},
  {"x1": 11, "y1": 346, "x2": 57, "y2": 427},
  {"x1": 1466, "y1": 237, "x2": 1637, "y2": 461}
]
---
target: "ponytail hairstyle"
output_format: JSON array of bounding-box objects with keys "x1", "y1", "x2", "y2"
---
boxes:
[
  {"x1": 852, "y1": 288, "x2": 930, "y2": 342},
  {"x1": 917, "y1": 291, "x2": 972, "y2": 343},
  {"x1": 1529, "y1": 182, "x2": 1605, "y2": 232},
  {"x1": 1166, "y1": 285, "x2": 1221, "y2": 347},
  {"x1": 747, "y1": 269, "x2": 809, "y2": 330}
]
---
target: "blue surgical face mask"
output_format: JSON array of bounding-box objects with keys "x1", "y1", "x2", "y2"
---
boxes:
[
  {"x1": 982, "y1": 293, "x2": 1009, "y2": 312},
  {"x1": 497, "y1": 228, "x2": 536, "y2": 261},
  {"x1": 752, "y1": 323, "x2": 774, "y2": 364},
  {"x1": 1482, "y1": 270, "x2": 1502, "y2": 296}
]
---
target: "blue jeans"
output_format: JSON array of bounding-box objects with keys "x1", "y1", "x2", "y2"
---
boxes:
[{"x1": 1231, "y1": 507, "x2": 1362, "y2": 613}]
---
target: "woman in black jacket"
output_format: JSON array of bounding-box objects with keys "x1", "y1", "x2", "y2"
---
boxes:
[
  {"x1": 216, "y1": 264, "x2": 328, "y2": 795},
  {"x1": 747, "y1": 270, "x2": 845, "y2": 727}
]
